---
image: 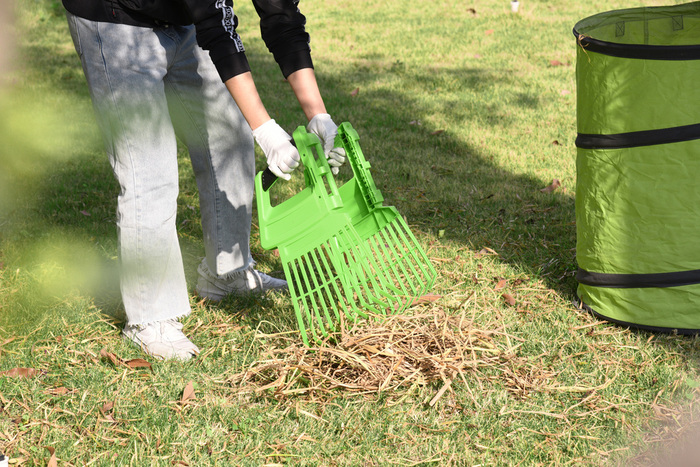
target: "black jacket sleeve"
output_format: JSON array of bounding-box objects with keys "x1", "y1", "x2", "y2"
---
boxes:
[
  {"x1": 252, "y1": 0, "x2": 313, "y2": 78},
  {"x1": 182, "y1": 0, "x2": 251, "y2": 82},
  {"x1": 188, "y1": 0, "x2": 313, "y2": 81}
]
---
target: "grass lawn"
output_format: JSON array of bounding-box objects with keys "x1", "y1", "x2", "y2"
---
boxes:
[{"x1": 2, "y1": 0, "x2": 699, "y2": 465}]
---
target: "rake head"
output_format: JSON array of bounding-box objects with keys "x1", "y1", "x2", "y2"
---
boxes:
[{"x1": 255, "y1": 124, "x2": 436, "y2": 345}]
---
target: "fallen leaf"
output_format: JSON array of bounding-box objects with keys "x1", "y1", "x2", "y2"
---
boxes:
[
  {"x1": 412, "y1": 294, "x2": 442, "y2": 305},
  {"x1": 466, "y1": 7, "x2": 477, "y2": 15},
  {"x1": 431, "y1": 129, "x2": 445, "y2": 136},
  {"x1": 474, "y1": 247, "x2": 498, "y2": 259},
  {"x1": 494, "y1": 279, "x2": 507, "y2": 291},
  {"x1": 502, "y1": 293, "x2": 516, "y2": 306},
  {"x1": 2, "y1": 368, "x2": 42, "y2": 378},
  {"x1": 172, "y1": 461, "x2": 190, "y2": 466},
  {"x1": 80, "y1": 210, "x2": 91, "y2": 216},
  {"x1": 552, "y1": 140, "x2": 561, "y2": 146},
  {"x1": 181, "y1": 381, "x2": 196, "y2": 403},
  {"x1": 45, "y1": 387, "x2": 70, "y2": 396},
  {"x1": 485, "y1": 29, "x2": 495, "y2": 35},
  {"x1": 560, "y1": 89, "x2": 571, "y2": 96},
  {"x1": 45, "y1": 446, "x2": 57, "y2": 467},
  {"x1": 100, "y1": 348, "x2": 122, "y2": 366},
  {"x1": 100, "y1": 401, "x2": 116, "y2": 423},
  {"x1": 549, "y1": 60, "x2": 564, "y2": 66},
  {"x1": 539, "y1": 179, "x2": 562, "y2": 193},
  {"x1": 101, "y1": 349, "x2": 153, "y2": 370},
  {"x1": 125, "y1": 359, "x2": 153, "y2": 371},
  {"x1": 350, "y1": 87, "x2": 359, "y2": 97}
]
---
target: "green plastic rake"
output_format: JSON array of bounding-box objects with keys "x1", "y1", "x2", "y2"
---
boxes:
[{"x1": 255, "y1": 123, "x2": 436, "y2": 345}]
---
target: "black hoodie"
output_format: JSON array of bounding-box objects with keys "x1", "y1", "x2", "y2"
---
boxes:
[{"x1": 61, "y1": 0, "x2": 313, "y2": 81}]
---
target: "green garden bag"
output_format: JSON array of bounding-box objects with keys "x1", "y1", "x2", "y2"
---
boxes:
[{"x1": 574, "y1": 2, "x2": 700, "y2": 333}]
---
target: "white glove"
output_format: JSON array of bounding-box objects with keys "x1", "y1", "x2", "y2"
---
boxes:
[
  {"x1": 252, "y1": 119, "x2": 300, "y2": 181},
  {"x1": 307, "y1": 113, "x2": 346, "y2": 175}
]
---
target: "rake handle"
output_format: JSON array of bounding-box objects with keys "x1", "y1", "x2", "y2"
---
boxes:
[
  {"x1": 260, "y1": 139, "x2": 299, "y2": 192},
  {"x1": 261, "y1": 167, "x2": 277, "y2": 192}
]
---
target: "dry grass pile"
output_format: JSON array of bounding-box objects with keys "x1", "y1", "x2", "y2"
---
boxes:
[{"x1": 230, "y1": 308, "x2": 516, "y2": 403}]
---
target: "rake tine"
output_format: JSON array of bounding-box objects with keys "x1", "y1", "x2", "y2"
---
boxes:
[
  {"x1": 346, "y1": 224, "x2": 404, "y2": 306},
  {"x1": 307, "y1": 244, "x2": 343, "y2": 330},
  {"x1": 296, "y1": 253, "x2": 331, "y2": 340},
  {"x1": 331, "y1": 230, "x2": 378, "y2": 316},
  {"x1": 377, "y1": 222, "x2": 422, "y2": 296},
  {"x1": 284, "y1": 259, "x2": 311, "y2": 346},
  {"x1": 366, "y1": 227, "x2": 413, "y2": 297},
  {"x1": 336, "y1": 227, "x2": 398, "y2": 314},
  {"x1": 392, "y1": 217, "x2": 436, "y2": 288},
  {"x1": 382, "y1": 218, "x2": 432, "y2": 296}
]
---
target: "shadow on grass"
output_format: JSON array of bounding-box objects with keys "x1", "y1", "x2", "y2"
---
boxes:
[
  {"x1": 249, "y1": 49, "x2": 578, "y2": 297},
  {"x1": 9, "y1": 6, "x2": 577, "y2": 335}
]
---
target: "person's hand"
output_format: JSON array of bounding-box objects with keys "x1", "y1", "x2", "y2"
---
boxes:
[
  {"x1": 252, "y1": 119, "x2": 300, "y2": 180},
  {"x1": 307, "y1": 113, "x2": 346, "y2": 175}
]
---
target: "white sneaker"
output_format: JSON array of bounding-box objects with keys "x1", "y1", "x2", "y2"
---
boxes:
[
  {"x1": 122, "y1": 319, "x2": 199, "y2": 361},
  {"x1": 195, "y1": 259, "x2": 288, "y2": 301}
]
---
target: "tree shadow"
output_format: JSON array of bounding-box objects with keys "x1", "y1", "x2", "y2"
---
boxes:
[
  {"x1": 247, "y1": 45, "x2": 578, "y2": 298},
  {"x1": 13, "y1": 6, "x2": 578, "y2": 331}
]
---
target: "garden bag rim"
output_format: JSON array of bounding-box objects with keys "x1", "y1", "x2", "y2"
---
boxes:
[{"x1": 573, "y1": 1, "x2": 700, "y2": 60}]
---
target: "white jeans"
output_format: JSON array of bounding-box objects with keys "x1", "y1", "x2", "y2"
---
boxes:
[{"x1": 66, "y1": 13, "x2": 256, "y2": 325}]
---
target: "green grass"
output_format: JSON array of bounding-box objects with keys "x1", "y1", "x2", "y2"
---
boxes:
[{"x1": 1, "y1": 0, "x2": 700, "y2": 465}]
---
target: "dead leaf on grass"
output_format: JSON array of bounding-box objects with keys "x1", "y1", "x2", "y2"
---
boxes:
[
  {"x1": 430, "y1": 129, "x2": 445, "y2": 136},
  {"x1": 100, "y1": 348, "x2": 122, "y2": 366},
  {"x1": 100, "y1": 348, "x2": 153, "y2": 371},
  {"x1": 45, "y1": 387, "x2": 71, "y2": 396},
  {"x1": 1, "y1": 367, "x2": 42, "y2": 378},
  {"x1": 411, "y1": 294, "x2": 442, "y2": 305},
  {"x1": 474, "y1": 247, "x2": 498, "y2": 259},
  {"x1": 485, "y1": 29, "x2": 495, "y2": 35},
  {"x1": 350, "y1": 87, "x2": 359, "y2": 97},
  {"x1": 549, "y1": 60, "x2": 565, "y2": 67},
  {"x1": 181, "y1": 381, "x2": 196, "y2": 403},
  {"x1": 45, "y1": 446, "x2": 57, "y2": 467},
  {"x1": 100, "y1": 401, "x2": 116, "y2": 423},
  {"x1": 539, "y1": 179, "x2": 561, "y2": 193},
  {"x1": 494, "y1": 279, "x2": 507, "y2": 291},
  {"x1": 502, "y1": 293, "x2": 517, "y2": 306},
  {"x1": 125, "y1": 358, "x2": 152, "y2": 371}
]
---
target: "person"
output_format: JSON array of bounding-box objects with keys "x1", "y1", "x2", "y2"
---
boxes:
[{"x1": 61, "y1": 0, "x2": 346, "y2": 361}]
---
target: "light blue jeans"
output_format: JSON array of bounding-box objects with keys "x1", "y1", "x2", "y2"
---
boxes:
[{"x1": 66, "y1": 13, "x2": 256, "y2": 325}]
